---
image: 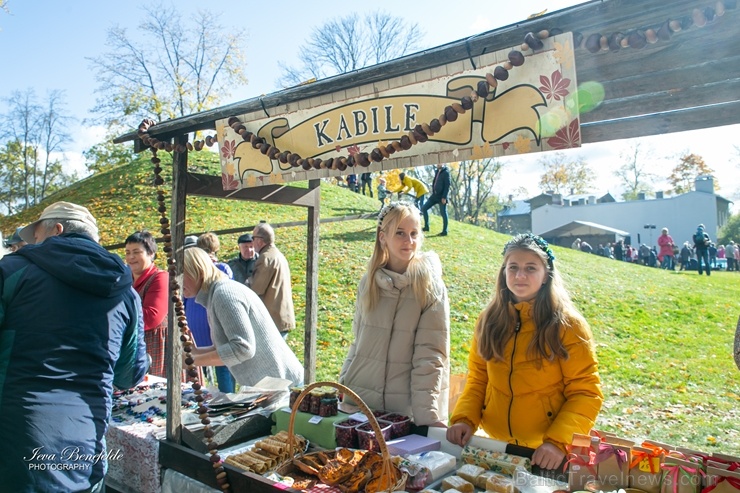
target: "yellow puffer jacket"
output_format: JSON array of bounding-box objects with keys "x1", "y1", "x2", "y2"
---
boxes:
[
  {"x1": 450, "y1": 301, "x2": 603, "y2": 452},
  {"x1": 397, "y1": 176, "x2": 429, "y2": 198}
]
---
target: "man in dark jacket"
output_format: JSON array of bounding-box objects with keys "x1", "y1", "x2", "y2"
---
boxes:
[
  {"x1": 0, "y1": 201, "x2": 148, "y2": 493},
  {"x1": 693, "y1": 223, "x2": 712, "y2": 276},
  {"x1": 421, "y1": 163, "x2": 451, "y2": 236},
  {"x1": 228, "y1": 233, "x2": 259, "y2": 284}
]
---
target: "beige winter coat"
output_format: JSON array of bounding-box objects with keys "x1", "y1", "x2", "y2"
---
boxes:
[
  {"x1": 247, "y1": 244, "x2": 295, "y2": 332},
  {"x1": 339, "y1": 252, "x2": 450, "y2": 425}
]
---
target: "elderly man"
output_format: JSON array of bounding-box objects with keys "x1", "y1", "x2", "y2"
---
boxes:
[
  {"x1": 0, "y1": 201, "x2": 148, "y2": 492},
  {"x1": 248, "y1": 222, "x2": 295, "y2": 338},
  {"x1": 228, "y1": 233, "x2": 259, "y2": 284}
]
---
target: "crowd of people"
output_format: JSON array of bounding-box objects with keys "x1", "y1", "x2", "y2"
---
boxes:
[
  {"x1": 1, "y1": 198, "x2": 604, "y2": 490},
  {"x1": 570, "y1": 224, "x2": 738, "y2": 275},
  {"x1": 338, "y1": 165, "x2": 451, "y2": 236}
]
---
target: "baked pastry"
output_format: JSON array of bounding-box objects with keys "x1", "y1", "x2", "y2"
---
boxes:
[
  {"x1": 457, "y1": 463, "x2": 485, "y2": 484},
  {"x1": 441, "y1": 475, "x2": 474, "y2": 493}
]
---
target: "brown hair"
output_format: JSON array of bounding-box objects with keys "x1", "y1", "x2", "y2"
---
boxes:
[{"x1": 476, "y1": 234, "x2": 587, "y2": 362}]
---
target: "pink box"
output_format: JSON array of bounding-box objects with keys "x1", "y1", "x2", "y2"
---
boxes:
[{"x1": 385, "y1": 434, "x2": 441, "y2": 457}]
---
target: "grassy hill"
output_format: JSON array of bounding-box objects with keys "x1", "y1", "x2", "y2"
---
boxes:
[{"x1": 2, "y1": 152, "x2": 739, "y2": 455}]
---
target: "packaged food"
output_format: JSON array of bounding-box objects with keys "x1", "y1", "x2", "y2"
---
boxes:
[
  {"x1": 476, "y1": 470, "x2": 501, "y2": 489},
  {"x1": 319, "y1": 397, "x2": 338, "y2": 417},
  {"x1": 289, "y1": 386, "x2": 303, "y2": 410},
  {"x1": 457, "y1": 463, "x2": 485, "y2": 484},
  {"x1": 308, "y1": 389, "x2": 324, "y2": 415},
  {"x1": 382, "y1": 412, "x2": 412, "y2": 438},
  {"x1": 486, "y1": 473, "x2": 516, "y2": 493},
  {"x1": 356, "y1": 419, "x2": 392, "y2": 452},
  {"x1": 441, "y1": 475, "x2": 474, "y2": 493},
  {"x1": 333, "y1": 418, "x2": 362, "y2": 448}
]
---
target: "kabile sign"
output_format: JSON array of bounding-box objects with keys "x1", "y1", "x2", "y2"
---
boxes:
[{"x1": 217, "y1": 33, "x2": 580, "y2": 189}]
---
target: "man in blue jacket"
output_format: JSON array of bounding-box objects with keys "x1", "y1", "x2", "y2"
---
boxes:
[
  {"x1": 0, "y1": 201, "x2": 148, "y2": 493},
  {"x1": 421, "y1": 163, "x2": 451, "y2": 236}
]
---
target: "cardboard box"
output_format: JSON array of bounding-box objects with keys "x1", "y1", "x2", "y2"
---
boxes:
[
  {"x1": 596, "y1": 437, "x2": 633, "y2": 490},
  {"x1": 386, "y1": 434, "x2": 440, "y2": 457},
  {"x1": 629, "y1": 445, "x2": 664, "y2": 493},
  {"x1": 660, "y1": 457, "x2": 702, "y2": 493},
  {"x1": 705, "y1": 466, "x2": 740, "y2": 493}
]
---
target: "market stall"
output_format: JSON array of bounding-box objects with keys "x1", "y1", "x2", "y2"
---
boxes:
[{"x1": 111, "y1": 0, "x2": 740, "y2": 491}]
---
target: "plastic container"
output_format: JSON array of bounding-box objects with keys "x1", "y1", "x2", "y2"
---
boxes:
[
  {"x1": 380, "y1": 412, "x2": 411, "y2": 438},
  {"x1": 371, "y1": 409, "x2": 388, "y2": 418},
  {"x1": 356, "y1": 419, "x2": 392, "y2": 452},
  {"x1": 333, "y1": 418, "x2": 362, "y2": 448}
]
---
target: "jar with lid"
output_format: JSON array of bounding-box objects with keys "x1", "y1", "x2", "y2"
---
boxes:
[
  {"x1": 289, "y1": 386, "x2": 303, "y2": 410},
  {"x1": 298, "y1": 389, "x2": 312, "y2": 413},
  {"x1": 319, "y1": 397, "x2": 338, "y2": 417},
  {"x1": 308, "y1": 388, "x2": 325, "y2": 415}
]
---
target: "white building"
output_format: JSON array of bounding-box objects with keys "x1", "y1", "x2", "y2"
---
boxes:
[{"x1": 531, "y1": 176, "x2": 732, "y2": 248}]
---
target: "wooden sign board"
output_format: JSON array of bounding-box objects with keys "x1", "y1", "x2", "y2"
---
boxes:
[{"x1": 217, "y1": 33, "x2": 579, "y2": 189}]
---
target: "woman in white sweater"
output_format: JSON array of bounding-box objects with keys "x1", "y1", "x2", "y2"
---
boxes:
[
  {"x1": 183, "y1": 247, "x2": 303, "y2": 388},
  {"x1": 340, "y1": 203, "x2": 450, "y2": 427}
]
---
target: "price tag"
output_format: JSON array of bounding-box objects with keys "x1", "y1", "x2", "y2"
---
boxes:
[
  {"x1": 348, "y1": 412, "x2": 368, "y2": 423},
  {"x1": 639, "y1": 457, "x2": 660, "y2": 473},
  {"x1": 308, "y1": 415, "x2": 323, "y2": 424}
]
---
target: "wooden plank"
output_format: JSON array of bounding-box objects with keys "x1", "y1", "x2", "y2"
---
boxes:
[
  {"x1": 159, "y1": 439, "x2": 300, "y2": 492},
  {"x1": 114, "y1": 0, "x2": 730, "y2": 143},
  {"x1": 582, "y1": 78, "x2": 740, "y2": 123},
  {"x1": 581, "y1": 100, "x2": 740, "y2": 143},
  {"x1": 166, "y1": 135, "x2": 188, "y2": 444},
  {"x1": 303, "y1": 179, "x2": 320, "y2": 383},
  {"x1": 186, "y1": 173, "x2": 319, "y2": 207}
]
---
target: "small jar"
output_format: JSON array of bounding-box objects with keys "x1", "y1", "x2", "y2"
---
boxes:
[
  {"x1": 298, "y1": 390, "x2": 311, "y2": 413},
  {"x1": 289, "y1": 386, "x2": 303, "y2": 410},
  {"x1": 319, "y1": 397, "x2": 338, "y2": 417},
  {"x1": 308, "y1": 389, "x2": 324, "y2": 415}
]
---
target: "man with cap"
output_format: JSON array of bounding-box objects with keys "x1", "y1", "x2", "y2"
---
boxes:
[
  {"x1": 0, "y1": 201, "x2": 148, "y2": 492},
  {"x1": 228, "y1": 233, "x2": 259, "y2": 284},
  {"x1": 248, "y1": 223, "x2": 295, "y2": 338},
  {"x1": 4, "y1": 226, "x2": 27, "y2": 252}
]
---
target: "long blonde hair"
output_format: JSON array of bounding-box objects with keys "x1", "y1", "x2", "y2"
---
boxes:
[
  {"x1": 476, "y1": 234, "x2": 587, "y2": 362},
  {"x1": 362, "y1": 203, "x2": 438, "y2": 312}
]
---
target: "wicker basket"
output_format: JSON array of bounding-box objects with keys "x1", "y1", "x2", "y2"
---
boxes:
[{"x1": 278, "y1": 381, "x2": 407, "y2": 492}]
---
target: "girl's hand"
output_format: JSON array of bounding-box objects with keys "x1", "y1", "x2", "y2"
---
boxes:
[
  {"x1": 446, "y1": 423, "x2": 473, "y2": 446},
  {"x1": 531, "y1": 442, "x2": 565, "y2": 470}
]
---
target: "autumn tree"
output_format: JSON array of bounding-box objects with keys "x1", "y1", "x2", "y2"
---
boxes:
[
  {"x1": 614, "y1": 143, "x2": 657, "y2": 200},
  {"x1": 277, "y1": 11, "x2": 422, "y2": 88},
  {"x1": 667, "y1": 152, "x2": 715, "y2": 195},
  {"x1": 88, "y1": 4, "x2": 247, "y2": 130},
  {"x1": 0, "y1": 89, "x2": 76, "y2": 213},
  {"x1": 718, "y1": 212, "x2": 740, "y2": 245},
  {"x1": 416, "y1": 159, "x2": 504, "y2": 225},
  {"x1": 538, "y1": 152, "x2": 594, "y2": 194}
]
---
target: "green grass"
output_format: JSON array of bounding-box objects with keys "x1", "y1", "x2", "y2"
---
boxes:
[{"x1": 3, "y1": 152, "x2": 739, "y2": 456}]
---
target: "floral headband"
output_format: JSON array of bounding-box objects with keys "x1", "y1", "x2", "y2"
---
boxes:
[
  {"x1": 503, "y1": 233, "x2": 556, "y2": 266},
  {"x1": 377, "y1": 203, "x2": 402, "y2": 228}
]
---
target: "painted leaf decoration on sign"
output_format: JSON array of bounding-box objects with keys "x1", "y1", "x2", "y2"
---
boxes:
[{"x1": 539, "y1": 70, "x2": 571, "y2": 102}]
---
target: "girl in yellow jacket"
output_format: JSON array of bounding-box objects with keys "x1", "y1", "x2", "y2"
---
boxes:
[{"x1": 447, "y1": 233, "x2": 603, "y2": 470}]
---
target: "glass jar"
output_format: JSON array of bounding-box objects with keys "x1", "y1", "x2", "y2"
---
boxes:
[
  {"x1": 298, "y1": 390, "x2": 312, "y2": 413},
  {"x1": 319, "y1": 397, "x2": 338, "y2": 417},
  {"x1": 308, "y1": 389, "x2": 324, "y2": 415},
  {"x1": 289, "y1": 386, "x2": 303, "y2": 410}
]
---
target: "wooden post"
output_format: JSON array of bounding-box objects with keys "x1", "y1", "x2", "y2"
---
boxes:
[
  {"x1": 303, "y1": 179, "x2": 320, "y2": 383},
  {"x1": 166, "y1": 134, "x2": 188, "y2": 443}
]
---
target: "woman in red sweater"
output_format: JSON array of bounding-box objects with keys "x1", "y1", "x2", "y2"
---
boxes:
[{"x1": 125, "y1": 231, "x2": 168, "y2": 377}]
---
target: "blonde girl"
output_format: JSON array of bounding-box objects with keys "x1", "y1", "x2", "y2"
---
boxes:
[
  {"x1": 447, "y1": 233, "x2": 602, "y2": 469},
  {"x1": 340, "y1": 203, "x2": 450, "y2": 427}
]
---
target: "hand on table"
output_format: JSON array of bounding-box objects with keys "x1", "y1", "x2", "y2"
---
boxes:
[
  {"x1": 531, "y1": 442, "x2": 565, "y2": 470},
  {"x1": 446, "y1": 422, "x2": 473, "y2": 446}
]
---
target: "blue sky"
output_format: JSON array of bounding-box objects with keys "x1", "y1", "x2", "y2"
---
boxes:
[{"x1": 1, "y1": 0, "x2": 738, "y2": 204}]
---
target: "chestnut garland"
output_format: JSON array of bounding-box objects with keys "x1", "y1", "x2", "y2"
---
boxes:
[
  {"x1": 137, "y1": 119, "x2": 231, "y2": 493},
  {"x1": 132, "y1": 4, "x2": 731, "y2": 489}
]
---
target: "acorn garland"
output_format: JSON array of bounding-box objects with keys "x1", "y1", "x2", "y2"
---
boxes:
[
  {"x1": 137, "y1": 119, "x2": 231, "y2": 493},
  {"x1": 132, "y1": 3, "x2": 731, "y2": 490}
]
